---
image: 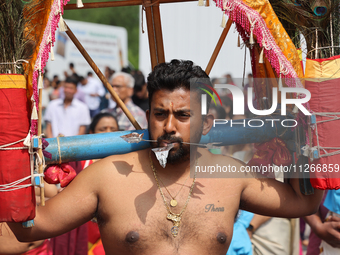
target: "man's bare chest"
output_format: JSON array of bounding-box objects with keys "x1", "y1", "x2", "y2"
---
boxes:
[{"x1": 97, "y1": 179, "x2": 241, "y2": 254}]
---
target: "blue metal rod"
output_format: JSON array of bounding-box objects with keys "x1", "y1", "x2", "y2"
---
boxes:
[{"x1": 34, "y1": 116, "x2": 294, "y2": 164}]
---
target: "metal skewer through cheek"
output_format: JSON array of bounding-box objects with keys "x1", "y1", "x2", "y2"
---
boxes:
[
  {"x1": 120, "y1": 133, "x2": 221, "y2": 167},
  {"x1": 120, "y1": 132, "x2": 220, "y2": 148}
]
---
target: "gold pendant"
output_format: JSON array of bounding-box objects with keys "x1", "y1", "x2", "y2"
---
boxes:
[
  {"x1": 171, "y1": 226, "x2": 179, "y2": 237},
  {"x1": 167, "y1": 213, "x2": 181, "y2": 237},
  {"x1": 170, "y1": 199, "x2": 178, "y2": 207}
]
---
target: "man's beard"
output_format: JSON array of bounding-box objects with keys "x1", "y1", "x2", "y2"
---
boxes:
[
  {"x1": 148, "y1": 121, "x2": 203, "y2": 165},
  {"x1": 155, "y1": 133, "x2": 190, "y2": 164}
]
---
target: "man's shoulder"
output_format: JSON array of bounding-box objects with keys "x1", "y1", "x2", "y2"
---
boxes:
[
  {"x1": 45, "y1": 99, "x2": 63, "y2": 113},
  {"x1": 97, "y1": 149, "x2": 149, "y2": 174},
  {"x1": 72, "y1": 98, "x2": 88, "y2": 108},
  {"x1": 199, "y1": 148, "x2": 245, "y2": 167},
  {"x1": 196, "y1": 148, "x2": 249, "y2": 180},
  {"x1": 48, "y1": 98, "x2": 63, "y2": 106}
]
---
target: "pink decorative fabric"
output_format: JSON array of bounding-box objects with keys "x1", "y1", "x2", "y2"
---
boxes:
[{"x1": 30, "y1": 0, "x2": 70, "y2": 136}]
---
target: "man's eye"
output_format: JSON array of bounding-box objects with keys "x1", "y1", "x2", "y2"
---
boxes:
[
  {"x1": 155, "y1": 112, "x2": 165, "y2": 116},
  {"x1": 179, "y1": 113, "x2": 190, "y2": 118}
]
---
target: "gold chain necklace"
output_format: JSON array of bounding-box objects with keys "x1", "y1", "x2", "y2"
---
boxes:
[
  {"x1": 157, "y1": 169, "x2": 190, "y2": 207},
  {"x1": 149, "y1": 151, "x2": 197, "y2": 238}
]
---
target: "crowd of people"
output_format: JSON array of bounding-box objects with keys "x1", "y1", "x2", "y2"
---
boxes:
[
  {"x1": 41, "y1": 63, "x2": 149, "y2": 138},
  {"x1": 1, "y1": 61, "x2": 339, "y2": 255}
]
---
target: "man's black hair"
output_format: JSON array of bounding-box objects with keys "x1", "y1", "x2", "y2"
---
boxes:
[
  {"x1": 65, "y1": 76, "x2": 78, "y2": 87},
  {"x1": 133, "y1": 71, "x2": 146, "y2": 93},
  {"x1": 88, "y1": 112, "x2": 119, "y2": 133},
  {"x1": 69, "y1": 63, "x2": 74, "y2": 68},
  {"x1": 121, "y1": 66, "x2": 132, "y2": 74},
  {"x1": 147, "y1": 59, "x2": 213, "y2": 109}
]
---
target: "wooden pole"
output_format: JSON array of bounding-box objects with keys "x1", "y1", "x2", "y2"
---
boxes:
[
  {"x1": 152, "y1": 3, "x2": 165, "y2": 64},
  {"x1": 144, "y1": 0, "x2": 158, "y2": 69},
  {"x1": 144, "y1": 0, "x2": 165, "y2": 69},
  {"x1": 205, "y1": 18, "x2": 232, "y2": 75},
  {"x1": 65, "y1": 0, "x2": 197, "y2": 10},
  {"x1": 37, "y1": 84, "x2": 45, "y2": 206},
  {"x1": 64, "y1": 23, "x2": 142, "y2": 130}
]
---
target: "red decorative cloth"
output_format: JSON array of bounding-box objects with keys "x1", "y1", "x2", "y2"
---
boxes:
[
  {"x1": 88, "y1": 221, "x2": 101, "y2": 247},
  {"x1": 88, "y1": 239, "x2": 105, "y2": 255},
  {"x1": 306, "y1": 77, "x2": 340, "y2": 190},
  {"x1": 247, "y1": 138, "x2": 292, "y2": 177},
  {"x1": 0, "y1": 75, "x2": 35, "y2": 222},
  {"x1": 44, "y1": 163, "x2": 77, "y2": 188},
  {"x1": 50, "y1": 223, "x2": 88, "y2": 255},
  {"x1": 21, "y1": 239, "x2": 53, "y2": 255}
]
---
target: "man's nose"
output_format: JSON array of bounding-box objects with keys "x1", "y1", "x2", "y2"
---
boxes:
[{"x1": 164, "y1": 114, "x2": 176, "y2": 134}]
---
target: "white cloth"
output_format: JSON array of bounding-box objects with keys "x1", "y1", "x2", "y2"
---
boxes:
[
  {"x1": 44, "y1": 98, "x2": 91, "y2": 137},
  {"x1": 320, "y1": 241, "x2": 340, "y2": 255},
  {"x1": 77, "y1": 77, "x2": 105, "y2": 110},
  {"x1": 252, "y1": 218, "x2": 296, "y2": 255}
]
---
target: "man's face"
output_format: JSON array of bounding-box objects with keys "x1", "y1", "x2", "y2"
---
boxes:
[
  {"x1": 147, "y1": 88, "x2": 204, "y2": 164},
  {"x1": 64, "y1": 82, "x2": 77, "y2": 100},
  {"x1": 111, "y1": 75, "x2": 132, "y2": 103},
  {"x1": 80, "y1": 78, "x2": 87, "y2": 86}
]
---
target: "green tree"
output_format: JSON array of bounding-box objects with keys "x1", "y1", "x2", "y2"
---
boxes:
[{"x1": 64, "y1": 0, "x2": 139, "y2": 69}]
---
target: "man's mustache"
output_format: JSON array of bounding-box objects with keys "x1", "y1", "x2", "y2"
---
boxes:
[{"x1": 157, "y1": 134, "x2": 183, "y2": 144}]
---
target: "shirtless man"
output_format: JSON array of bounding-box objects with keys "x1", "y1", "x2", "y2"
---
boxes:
[{"x1": 9, "y1": 60, "x2": 323, "y2": 254}]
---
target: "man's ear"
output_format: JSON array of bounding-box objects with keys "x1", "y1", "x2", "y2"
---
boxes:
[{"x1": 202, "y1": 113, "x2": 214, "y2": 136}]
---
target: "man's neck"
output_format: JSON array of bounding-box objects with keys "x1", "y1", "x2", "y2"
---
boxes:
[
  {"x1": 149, "y1": 150, "x2": 198, "y2": 183},
  {"x1": 63, "y1": 98, "x2": 73, "y2": 107},
  {"x1": 123, "y1": 97, "x2": 131, "y2": 104}
]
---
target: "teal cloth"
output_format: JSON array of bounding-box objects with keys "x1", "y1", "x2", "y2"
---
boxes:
[
  {"x1": 227, "y1": 210, "x2": 254, "y2": 255},
  {"x1": 324, "y1": 189, "x2": 340, "y2": 214}
]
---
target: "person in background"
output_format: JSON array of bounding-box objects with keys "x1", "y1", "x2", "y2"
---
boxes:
[
  {"x1": 64, "y1": 62, "x2": 79, "y2": 81},
  {"x1": 104, "y1": 66, "x2": 115, "y2": 80},
  {"x1": 304, "y1": 190, "x2": 340, "y2": 254},
  {"x1": 226, "y1": 73, "x2": 235, "y2": 85},
  {"x1": 99, "y1": 67, "x2": 115, "y2": 110},
  {"x1": 44, "y1": 76, "x2": 54, "y2": 101},
  {"x1": 244, "y1": 73, "x2": 256, "y2": 112},
  {"x1": 132, "y1": 70, "x2": 149, "y2": 112},
  {"x1": 208, "y1": 104, "x2": 227, "y2": 120},
  {"x1": 44, "y1": 77, "x2": 91, "y2": 138},
  {"x1": 50, "y1": 80, "x2": 62, "y2": 101},
  {"x1": 221, "y1": 96, "x2": 233, "y2": 120},
  {"x1": 77, "y1": 74, "x2": 105, "y2": 118},
  {"x1": 104, "y1": 72, "x2": 147, "y2": 130},
  {"x1": 41, "y1": 77, "x2": 51, "y2": 132},
  {"x1": 83, "y1": 112, "x2": 119, "y2": 255},
  {"x1": 51, "y1": 75, "x2": 59, "y2": 87},
  {"x1": 88, "y1": 112, "x2": 119, "y2": 134}
]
